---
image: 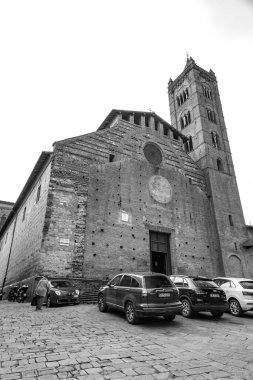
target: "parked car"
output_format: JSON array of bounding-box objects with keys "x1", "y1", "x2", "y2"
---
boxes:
[
  {"x1": 46, "y1": 278, "x2": 80, "y2": 307},
  {"x1": 213, "y1": 277, "x2": 253, "y2": 317},
  {"x1": 169, "y1": 275, "x2": 229, "y2": 318},
  {"x1": 98, "y1": 272, "x2": 183, "y2": 324}
]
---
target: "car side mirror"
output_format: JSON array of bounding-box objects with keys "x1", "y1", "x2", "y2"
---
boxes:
[{"x1": 107, "y1": 282, "x2": 112, "y2": 287}]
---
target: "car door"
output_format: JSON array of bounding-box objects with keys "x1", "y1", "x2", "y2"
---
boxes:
[
  {"x1": 116, "y1": 275, "x2": 132, "y2": 310},
  {"x1": 219, "y1": 280, "x2": 232, "y2": 299},
  {"x1": 106, "y1": 275, "x2": 123, "y2": 306}
]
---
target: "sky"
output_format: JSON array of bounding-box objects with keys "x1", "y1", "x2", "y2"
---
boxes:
[{"x1": 0, "y1": 0, "x2": 253, "y2": 224}]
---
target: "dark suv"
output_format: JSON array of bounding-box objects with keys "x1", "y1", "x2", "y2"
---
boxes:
[
  {"x1": 169, "y1": 275, "x2": 229, "y2": 318},
  {"x1": 98, "y1": 272, "x2": 183, "y2": 324}
]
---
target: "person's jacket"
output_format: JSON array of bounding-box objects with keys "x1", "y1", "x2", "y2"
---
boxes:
[{"x1": 35, "y1": 278, "x2": 50, "y2": 297}]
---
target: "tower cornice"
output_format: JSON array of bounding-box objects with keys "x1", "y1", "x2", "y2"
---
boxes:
[{"x1": 168, "y1": 58, "x2": 217, "y2": 94}]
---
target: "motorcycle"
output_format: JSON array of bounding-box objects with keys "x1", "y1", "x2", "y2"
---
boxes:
[
  {"x1": 8, "y1": 286, "x2": 19, "y2": 302},
  {"x1": 16, "y1": 285, "x2": 29, "y2": 303}
]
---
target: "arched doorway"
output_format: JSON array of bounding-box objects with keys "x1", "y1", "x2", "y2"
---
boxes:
[{"x1": 228, "y1": 255, "x2": 244, "y2": 277}]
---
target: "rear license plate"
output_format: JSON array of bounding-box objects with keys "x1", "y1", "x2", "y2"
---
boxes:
[
  {"x1": 158, "y1": 293, "x2": 171, "y2": 298},
  {"x1": 210, "y1": 294, "x2": 220, "y2": 298}
]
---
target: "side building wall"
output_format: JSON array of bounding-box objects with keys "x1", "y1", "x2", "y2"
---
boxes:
[{"x1": 0, "y1": 162, "x2": 52, "y2": 296}]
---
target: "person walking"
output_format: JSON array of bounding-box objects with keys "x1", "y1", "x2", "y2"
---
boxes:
[{"x1": 34, "y1": 276, "x2": 51, "y2": 311}]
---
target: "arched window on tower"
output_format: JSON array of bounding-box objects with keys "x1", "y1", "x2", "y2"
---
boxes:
[
  {"x1": 180, "y1": 111, "x2": 191, "y2": 129},
  {"x1": 203, "y1": 85, "x2": 212, "y2": 99},
  {"x1": 180, "y1": 117, "x2": 184, "y2": 130},
  {"x1": 207, "y1": 108, "x2": 217, "y2": 124},
  {"x1": 184, "y1": 136, "x2": 193, "y2": 153},
  {"x1": 177, "y1": 88, "x2": 190, "y2": 108},
  {"x1": 187, "y1": 111, "x2": 191, "y2": 124},
  {"x1": 211, "y1": 131, "x2": 219, "y2": 148},
  {"x1": 217, "y1": 158, "x2": 223, "y2": 172}
]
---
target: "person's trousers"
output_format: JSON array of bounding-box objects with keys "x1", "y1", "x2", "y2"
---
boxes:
[{"x1": 36, "y1": 295, "x2": 45, "y2": 310}]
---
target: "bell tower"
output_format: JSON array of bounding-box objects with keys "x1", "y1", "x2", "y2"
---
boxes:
[{"x1": 168, "y1": 57, "x2": 249, "y2": 277}]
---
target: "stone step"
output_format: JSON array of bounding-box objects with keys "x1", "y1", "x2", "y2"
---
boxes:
[{"x1": 79, "y1": 291, "x2": 98, "y2": 304}]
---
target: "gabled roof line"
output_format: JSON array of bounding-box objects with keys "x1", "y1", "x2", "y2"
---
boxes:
[{"x1": 97, "y1": 109, "x2": 188, "y2": 142}]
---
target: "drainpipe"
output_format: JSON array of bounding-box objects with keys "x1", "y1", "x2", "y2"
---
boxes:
[{"x1": 1, "y1": 214, "x2": 18, "y2": 295}]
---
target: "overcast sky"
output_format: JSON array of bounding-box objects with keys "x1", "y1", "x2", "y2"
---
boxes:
[{"x1": 0, "y1": 0, "x2": 253, "y2": 224}]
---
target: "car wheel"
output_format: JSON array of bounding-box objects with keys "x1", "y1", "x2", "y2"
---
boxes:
[
  {"x1": 229, "y1": 298, "x2": 242, "y2": 317},
  {"x1": 211, "y1": 312, "x2": 223, "y2": 318},
  {"x1": 98, "y1": 294, "x2": 108, "y2": 312},
  {"x1": 125, "y1": 301, "x2": 139, "y2": 324},
  {"x1": 164, "y1": 315, "x2": 176, "y2": 321},
  {"x1": 181, "y1": 299, "x2": 194, "y2": 318},
  {"x1": 46, "y1": 296, "x2": 52, "y2": 308}
]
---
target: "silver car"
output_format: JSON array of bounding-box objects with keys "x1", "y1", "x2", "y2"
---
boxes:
[{"x1": 213, "y1": 277, "x2": 253, "y2": 316}]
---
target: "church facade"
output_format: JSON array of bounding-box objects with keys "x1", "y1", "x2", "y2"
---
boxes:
[{"x1": 0, "y1": 58, "x2": 252, "y2": 296}]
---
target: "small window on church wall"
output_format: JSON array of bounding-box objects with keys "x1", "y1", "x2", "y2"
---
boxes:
[
  {"x1": 229, "y1": 214, "x2": 234, "y2": 226},
  {"x1": 121, "y1": 113, "x2": 129, "y2": 122},
  {"x1": 134, "y1": 114, "x2": 141, "y2": 125},
  {"x1": 173, "y1": 131, "x2": 179, "y2": 140},
  {"x1": 154, "y1": 119, "x2": 159, "y2": 131},
  {"x1": 36, "y1": 185, "x2": 41, "y2": 203},
  {"x1": 163, "y1": 125, "x2": 169, "y2": 136},
  {"x1": 217, "y1": 158, "x2": 223, "y2": 172},
  {"x1": 22, "y1": 207, "x2": 26, "y2": 222},
  {"x1": 109, "y1": 154, "x2": 115, "y2": 162},
  {"x1": 145, "y1": 116, "x2": 149, "y2": 127}
]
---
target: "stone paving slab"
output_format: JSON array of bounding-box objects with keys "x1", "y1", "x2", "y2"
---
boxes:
[{"x1": 0, "y1": 302, "x2": 253, "y2": 379}]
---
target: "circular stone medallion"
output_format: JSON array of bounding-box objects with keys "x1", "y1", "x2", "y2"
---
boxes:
[{"x1": 148, "y1": 175, "x2": 173, "y2": 204}]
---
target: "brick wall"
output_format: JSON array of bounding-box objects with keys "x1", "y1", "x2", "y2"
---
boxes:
[
  {"x1": 40, "y1": 120, "x2": 222, "y2": 281},
  {"x1": 0, "y1": 161, "x2": 52, "y2": 292}
]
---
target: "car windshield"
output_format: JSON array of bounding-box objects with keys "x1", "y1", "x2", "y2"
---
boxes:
[
  {"x1": 144, "y1": 275, "x2": 172, "y2": 289},
  {"x1": 239, "y1": 281, "x2": 253, "y2": 289},
  {"x1": 50, "y1": 281, "x2": 73, "y2": 288},
  {"x1": 193, "y1": 279, "x2": 218, "y2": 288}
]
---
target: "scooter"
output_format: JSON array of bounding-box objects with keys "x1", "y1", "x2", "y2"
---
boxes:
[
  {"x1": 16, "y1": 285, "x2": 29, "y2": 303},
  {"x1": 8, "y1": 286, "x2": 19, "y2": 302}
]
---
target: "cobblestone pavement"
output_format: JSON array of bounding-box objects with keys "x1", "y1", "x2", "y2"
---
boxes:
[{"x1": 0, "y1": 302, "x2": 252, "y2": 380}]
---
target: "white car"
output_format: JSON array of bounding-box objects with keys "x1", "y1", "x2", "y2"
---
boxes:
[{"x1": 213, "y1": 277, "x2": 253, "y2": 317}]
